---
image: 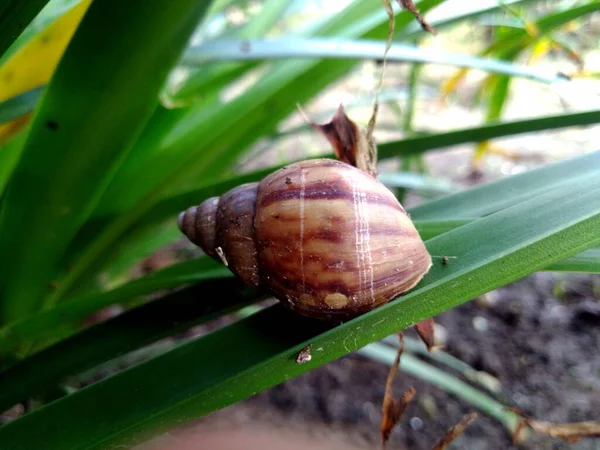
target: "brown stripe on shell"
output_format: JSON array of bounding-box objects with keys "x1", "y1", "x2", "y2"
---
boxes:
[
  {"x1": 215, "y1": 182, "x2": 260, "y2": 288},
  {"x1": 178, "y1": 205, "x2": 200, "y2": 245},
  {"x1": 262, "y1": 158, "x2": 348, "y2": 187},
  {"x1": 258, "y1": 179, "x2": 404, "y2": 212},
  {"x1": 194, "y1": 197, "x2": 220, "y2": 259}
]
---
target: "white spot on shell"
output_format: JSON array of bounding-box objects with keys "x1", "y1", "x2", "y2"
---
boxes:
[
  {"x1": 324, "y1": 293, "x2": 348, "y2": 309},
  {"x1": 215, "y1": 247, "x2": 228, "y2": 266},
  {"x1": 351, "y1": 176, "x2": 374, "y2": 304}
]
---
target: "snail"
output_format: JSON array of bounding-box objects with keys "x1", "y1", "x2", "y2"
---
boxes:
[{"x1": 177, "y1": 157, "x2": 432, "y2": 321}]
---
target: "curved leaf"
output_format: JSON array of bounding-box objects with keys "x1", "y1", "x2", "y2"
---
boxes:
[
  {"x1": 0, "y1": 278, "x2": 263, "y2": 413},
  {"x1": 0, "y1": 86, "x2": 43, "y2": 124},
  {"x1": 0, "y1": 257, "x2": 230, "y2": 353},
  {"x1": 182, "y1": 38, "x2": 567, "y2": 84}
]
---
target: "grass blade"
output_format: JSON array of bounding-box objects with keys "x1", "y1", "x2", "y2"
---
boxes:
[
  {"x1": 547, "y1": 248, "x2": 600, "y2": 274},
  {"x1": 182, "y1": 38, "x2": 567, "y2": 84},
  {"x1": 0, "y1": 279, "x2": 263, "y2": 413},
  {"x1": 409, "y1": 150, "x2": 600, "y2": 220},
  {"x1": 378, "y1": 171, "x2": 456, "y2": 193},
  {"x1": 0, "y1": 257, "x2": 231, "y2": 354},
  {"x1": 383, "y1": 335, "x2": 502, "y2": 394},
  {"x1": 0, "y1": 131, "x2": 26, "y2": 195},
  {"x1": 0, "y1": 86, "x2": 43, "y2": 124},
  {"x1": 0, "y1": 0, "x2": 212, "y2": 322}
]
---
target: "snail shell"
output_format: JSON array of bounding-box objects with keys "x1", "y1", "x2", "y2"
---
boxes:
[{"x1": 178, "y1": 158, "x2": 432, "y2": 320}]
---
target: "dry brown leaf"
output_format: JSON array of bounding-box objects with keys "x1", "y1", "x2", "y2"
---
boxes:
[
  {"x1": 431, "y1": 412, "x2": 478, "y2": 450},
  {"x1": 518, "y1": 418, "x2": 600, "y2": 444},
  {"x1": 414, "y1": 318, "x2": 436, "y2": 351},
  {"x1": 380, "y1": 333, "x2": 416, "y2": 449},
  {"x1": 307, "y1": 104, "x2": 378, "y2": 177},
  {"x1": 396, "y1": 0, "x2": 437, "y2": 35}
]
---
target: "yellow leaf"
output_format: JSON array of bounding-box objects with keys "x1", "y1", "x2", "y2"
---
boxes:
[
  {"x1": 0, "y1": 0, "x2": 92, "y2": 145},
  {"x1": 438, "y1": 67, "x2": 469, "y2": 104},
  {"x1": 528, "y1": 37, "x2": 552, "y2": 65},
  {"x1": 522, "y1": 19, "x2": 539, "y2": 38}
]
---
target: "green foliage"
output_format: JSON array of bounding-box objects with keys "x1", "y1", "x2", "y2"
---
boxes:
[{"x1": 0, "y1": 0, "x2": 599, "y2": 448}]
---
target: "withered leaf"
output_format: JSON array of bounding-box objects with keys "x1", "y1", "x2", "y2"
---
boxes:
[
  {"x1": 414, "y1": 318, "x2": 436, "y2": 352},
  {"x1": 310, "y1": 104, "x2": 378, "y2": 177},
  {"x1": 396, "y1": 0, "x2": 437, "y2": 35},
  {"x1": 517, "y1": 418, "x2": 600, "y2": 444},
  {"x1": 380, "y1": 333, "x2": 416, "y2": 449},
  {"x1": 431, "y1": 412, "x2": 478, "y2": 450}
]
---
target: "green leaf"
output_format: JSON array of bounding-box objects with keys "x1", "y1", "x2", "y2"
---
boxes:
[
  {"x1": 181, "y1": 38, "x2": 567, "y2": 84},
  {"x1": 0, "y1": 0, "x2": 212, "y2": 322},
  {"x1": 0, "y1": 131, "x2": 26, "y2": 195},
  {"x1": 0, "y1": 278, "x2": 263, "y2": 413},
  {"x1": 2, "y1": 165, "x2": 600, "y2": 449},
  {"x1": 168, "y1": 0, "x2": 292, "y2": 102},
  {"x1": 377, "y1": 171, "x2": 456, "y2": 193},
  {"x1": 0, "y1": 257, "x2": 231, "y2": 354},
  {"x1": 410, "y1": 150, "x2": 600, "y2": 220},
  {"x1": 547, "y1": 247, "x2": 600, "y2": 274},
  {"x1": 0, "y1": 0, "x2": 49, "y2": 58},
  {"x1": 0, "y1": 86, "x2": 43, "y2": 124}
]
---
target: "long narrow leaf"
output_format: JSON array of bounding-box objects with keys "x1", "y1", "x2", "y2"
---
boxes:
[
  {"x1": 547, "y1": 248, "x2": 600, "y2": 274},
  {"x1": 0, "y1": 0, "x2": 212, "y2": 322},
  {"x1": 0, "y1": 257, "x2": 231, "y2": 353},
  {"x1": 410, "y1": 150, "x2": 600, "y2": 220},
  {"x1": 182, "y1": 38, "x2": 567, "y2": 84},
  {"x1": 0, "y1": 278, "x2": 263, "y2": 413},
  {"x1": 2, "y1": 165, "x2": 599, "y2": 449},
  {"x1": 0, "y1": 86, "x2": 43, "y2": 124}
]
